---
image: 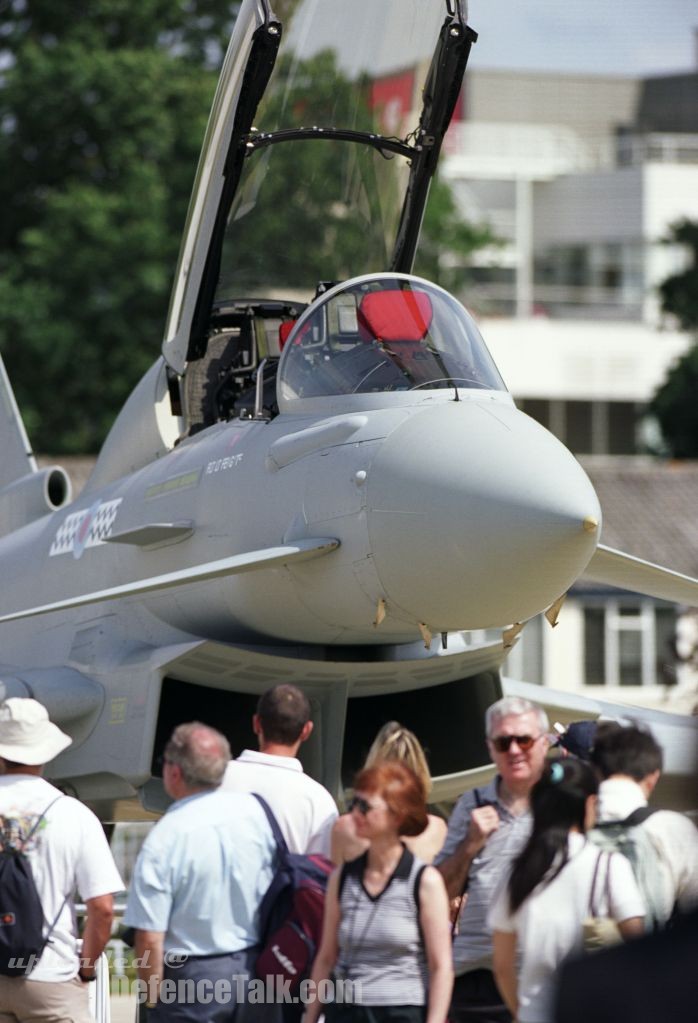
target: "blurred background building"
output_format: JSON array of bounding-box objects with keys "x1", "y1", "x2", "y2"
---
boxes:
[{"x1": 435, "y1": 57, "x2": 698, "y2": 712}]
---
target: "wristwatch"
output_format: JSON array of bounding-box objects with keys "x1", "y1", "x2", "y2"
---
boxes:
[{"x1": 78, "y1": 968, "x2": 97, "y2": 983}]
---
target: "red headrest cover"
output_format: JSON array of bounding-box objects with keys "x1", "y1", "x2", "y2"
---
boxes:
[
  {"x1": 357, "y1": 290, "x2": 433, "y2": 342},
  {"x1": 278, "y1": 320, "x2": 297, "y2": 350}
]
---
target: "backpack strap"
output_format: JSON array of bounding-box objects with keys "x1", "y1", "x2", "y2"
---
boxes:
[
  {"x1": 21, "y1": 795, "x2": 65, "y2": 850},
  {"x1": 22, "y1": 796, "x2": 70, "y2": 955},
  {"x1": 253, "y1": 793, "x2": 289, "y2": 855},
  {"x1": 595, "y1": 806, "x2": 657, "y2": 831},
  {"x1": 622, "y1": 806, "x2": 657, "y2": 828}
]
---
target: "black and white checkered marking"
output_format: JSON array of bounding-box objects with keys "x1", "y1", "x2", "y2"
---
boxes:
[{"x1": 49, "y1": 498, "x2": 123, "y2": 558}]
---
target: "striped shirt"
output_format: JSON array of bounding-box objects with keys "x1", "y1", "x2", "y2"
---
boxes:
[
  {"x1": 435, "y1": 778, "x2": 532, "y2": 974},
  {"x1": 337, "y1": 846, "x2": 427, "y2": 1005}
]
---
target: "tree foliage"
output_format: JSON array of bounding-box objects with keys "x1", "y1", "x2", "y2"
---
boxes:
[
  {"x1": 658, "y1": 220, "x2": 698, "y2": 333},
  {"x1": 217, "y1": 51, "x2": 385, "y2": 296},
  {"x1": 0, "y1": 1, "x2": 239, "y2": 453},
  {"x1": 218, "y1": 49, "x2": 494, "y2": 299},
  {"x1": 650, "y1": 220, "x2": 698, "y2": 458},
  {"x1": 0, "y1": 1, "x2": 491, "y2": 454}
]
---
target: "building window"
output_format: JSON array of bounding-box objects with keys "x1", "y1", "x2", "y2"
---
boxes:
[
  {"x1": 566, "y1": 400, "x2": 593, "y2": 453},
  {"x1": 608, "y1": 402, "x2": 637, "y2": 455},
  {"x1": 518, "y1": 398, "x2": 638, "y2": 455},
  {"x1": 583, "y1": 600, "x2": 676, "y2": 686}
]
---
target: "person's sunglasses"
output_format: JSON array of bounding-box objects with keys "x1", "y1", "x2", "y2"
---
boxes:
[
  {"x1": 490, "y1": 734, "x2": 541, "y2": 753},
  {"x1": 348, "y1": 795, "x2": 378, "y2": 815}
]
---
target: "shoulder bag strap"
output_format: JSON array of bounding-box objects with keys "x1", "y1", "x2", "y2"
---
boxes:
[
  {"x1": 604, "y1": 851, "x2": 614, "y2": 912},
  {"x1": 588, "y1": 849, "x2": 605, "y2": 917},
  {"x1": 252, "y1": 792, "x2": 288, "y2": 854},
  {"x1": 450, "y1": 788, "x2": 485, "y2": 936}
]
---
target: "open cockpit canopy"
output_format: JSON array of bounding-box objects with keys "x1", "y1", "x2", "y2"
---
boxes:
[
  {"x1": 215, "y1": 0, "x2": 456, "y2": 302},
  {"x1": 161, "y1": 1, "x2": 476, "y2": 432}
]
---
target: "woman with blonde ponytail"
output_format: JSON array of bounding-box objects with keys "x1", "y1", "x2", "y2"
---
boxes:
[{"x1": 331, "y1": 721, "x2": 447, "y2": 864}]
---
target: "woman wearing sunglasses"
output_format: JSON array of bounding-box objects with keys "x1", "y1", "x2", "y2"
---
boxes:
[
  {"x1": 304, "y1": 761, "x2": 453, "y2": 1023},
  {"x1": 331, "y1": 722, "x2": 447, "y2": 865},
  {"x1": 488, "y1": 758, "x2": 645, "y2": 1023}
]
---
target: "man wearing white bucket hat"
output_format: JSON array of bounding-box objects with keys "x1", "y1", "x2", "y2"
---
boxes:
[{"x1": 0, "y1": 697, "x2": 123, "y2": 1022}]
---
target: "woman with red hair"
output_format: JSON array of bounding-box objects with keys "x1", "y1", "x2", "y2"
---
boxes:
[{"x1": 304, "y1": 761, "x2": 453, "y2": 1023}]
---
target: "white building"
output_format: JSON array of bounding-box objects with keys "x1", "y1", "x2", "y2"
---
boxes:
[
  {"x1": 439, "y1": 67, "x2": 698, "y2": 710},
  {"x1": 440, "y1": 67, "x2": 698, "y2": 457}
]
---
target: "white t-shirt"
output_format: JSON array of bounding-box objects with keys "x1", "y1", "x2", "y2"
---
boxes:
[
  {"x1": 488, "y1": 832, "x2": 644, "y2": 1023},
  {"x1": 0, "y1": 774, "x2": 124, "y2": 982},
  {"x1": 222, "y1": 750, "x2": 337, "y2": 856}
]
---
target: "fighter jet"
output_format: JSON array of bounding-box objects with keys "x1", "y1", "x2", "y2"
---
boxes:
[{"x1": 1, "y1": 0, "x2": 697, "y2": 818}]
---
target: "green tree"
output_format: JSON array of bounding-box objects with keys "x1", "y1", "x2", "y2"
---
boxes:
[
  {"x1": 0, "y1": 1, "x2": 239, "y2": 453},
  {"x1": 218, "y1": 50, "x2": 385, "y2": 296},
  {"x1": 658, "y1": 220, "x2": 698, "y2": 332},
  {"x1": 649, "y1": 220, "x2": 698, "y2": 458},
  {"x1": 0, "y1": 3, "x2": 492, "y2": 453},
  {"x1": 219, "y1": 49, "x2": 494, "y2": 301}
]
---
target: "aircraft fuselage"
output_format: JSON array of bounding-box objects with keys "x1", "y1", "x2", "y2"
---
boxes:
[{"x1": 0, "y1": 390, "x2": 600, "y2": 658}]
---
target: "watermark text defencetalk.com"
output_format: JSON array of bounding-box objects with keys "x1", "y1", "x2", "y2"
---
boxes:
[{"x1": 134, "y1": 975, "x2": 360, "y2": 1006}]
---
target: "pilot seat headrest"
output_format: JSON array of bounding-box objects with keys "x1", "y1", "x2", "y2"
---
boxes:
[
  {"x1": 357, "y1": 289, "x2": 433, "y2": 343},
  {"x1": 278, "y1": 320, "x2": 297, "y2": 350}
]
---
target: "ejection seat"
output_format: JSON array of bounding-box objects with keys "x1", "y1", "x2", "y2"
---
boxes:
[{"x1": 356, "y1": 289, "x2": 434, "y2": 387}]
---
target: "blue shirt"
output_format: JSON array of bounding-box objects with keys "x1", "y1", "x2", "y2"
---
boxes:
[{"x1": 124, "y1": 789, "x2": 275, "y2": 955}]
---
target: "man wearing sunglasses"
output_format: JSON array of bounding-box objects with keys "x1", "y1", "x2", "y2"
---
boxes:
[{"x1": 435, "y1": 696, "x2": 550, "y2": 1023}]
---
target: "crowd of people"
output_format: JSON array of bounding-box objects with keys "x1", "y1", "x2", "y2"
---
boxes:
[{"x1": 0, "y1": 687, "x2": 696, "y2": 1023}]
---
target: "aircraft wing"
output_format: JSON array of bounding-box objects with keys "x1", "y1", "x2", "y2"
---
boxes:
[
  {"x1": 0, "y1": 538, "x2": 338, "y2": 624},
  {"x1": 583, "y1": 543, "x2": 698, "y2": 608}
]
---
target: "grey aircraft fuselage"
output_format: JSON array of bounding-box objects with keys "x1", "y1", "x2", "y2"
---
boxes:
[{"x1": 0, "y1": 390, "x2": 601, "y2": 653}]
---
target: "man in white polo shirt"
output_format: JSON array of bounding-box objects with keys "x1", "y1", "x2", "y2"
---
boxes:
[{"x1": 222, "y1": 684, "x2": 337, "y2": 856}]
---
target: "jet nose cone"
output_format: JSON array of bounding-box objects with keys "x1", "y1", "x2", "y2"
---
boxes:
[{"x1": 366, "y1": 402, "x2": 600, "y2": 630}]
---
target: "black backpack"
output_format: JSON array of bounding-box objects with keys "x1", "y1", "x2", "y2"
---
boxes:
[{"x1": 0, "y1": 796, "x2": 65, "y2": 976}]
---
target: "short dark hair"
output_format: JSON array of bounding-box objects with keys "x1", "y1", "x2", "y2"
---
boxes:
[
  {"x1": 353, "y1": 761, "x2": 428, "y2": 838},
  {"x1": 590, "y1": 722, "x2": 663, "y2": 781},
  {"x1": 257, "y1": 685, "x2": 311, "y2": 745}
]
